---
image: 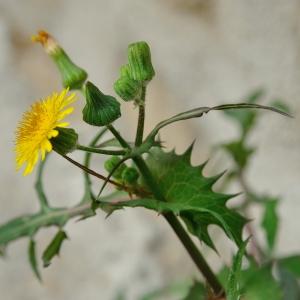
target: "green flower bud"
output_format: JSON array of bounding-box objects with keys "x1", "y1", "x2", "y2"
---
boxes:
[
  {"x1": 122, "y1": 167, "x2": 139, "y2": 185},
  {"x1": 120, "y1": 64, "x2": 131, "y2": 78},
  {"x1": 128, "y1": 41, "x2": 155, "y2": 82},
  {"x1": 51, "y1": 127, "x2": 78, "y2": 155},
  {"x1": 32, "y1": 31, "x2": 87, "y2": 90},
  {"x1": 114, "y1": 77, "x2": 141, "y2": 102},
  {"x1": 104, "y1": 156, "x2": 126, "y2": 180},
  {"x1": 83, "y1": 81, "x2": 121, "y2": 126}
]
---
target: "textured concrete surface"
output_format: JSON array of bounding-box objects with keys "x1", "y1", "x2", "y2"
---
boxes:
[{"x1": 0, "y1": 1, "x2": 299, "y2": 299}]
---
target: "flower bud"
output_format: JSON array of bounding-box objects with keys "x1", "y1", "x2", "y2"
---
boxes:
[
  {"x1": 114, "y1": 77, "x2": 141, "y2": 102},
  {"x1": 128, "y1": 41, "x2": 155, "y2": 82},
  {"x1": 121, "y1": 167, "x2": 139, "y2": 185},
  {"x1": 51, "y1": 127, "x2": 78, "y2": 155},
  {"x1": 120, "y1": 64, "x2": 131, "y2": 78},
  {"x1": 32, "y1": 31, "x2": 87, "y2": 90},
  {"x1": 104, "y1": 156, "x2": 126, "y2": 180},
  {"x1": 83, "y1": 81, "x2": 121, "y2": 126}
]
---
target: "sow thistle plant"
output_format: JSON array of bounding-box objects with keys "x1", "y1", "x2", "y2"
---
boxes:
[{"x1": 1, "y1": 30, "x2": 298, "y2": 300}]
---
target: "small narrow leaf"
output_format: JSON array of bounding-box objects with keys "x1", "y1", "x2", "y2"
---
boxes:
[
  {"x1": 279, "y1": 256, "x2": 300, "y2": 278},
  {"x1": 241, "y1": 265, "x2": 282, "y2": 300},
  {"x1": 42, "y1": 230, "x2": 68, "y2": 268},
  {"x1": 28, "y1": 239, "x2": 41, "y2": 281},
  {"x1": 146, "y1": 103, "x2": 291, "y2": 142},
  {"x1": 277, "y1": 265, "x2": 300, "y2": 300},
  {"x1": 222, "y1": 140, "x2": 255, "y2": 169},
  {"x1": 183, "y1": 280, "x2": 206, "y2": 300},
  {"x1": 261, "y1": 199, "x2": 279, "y2": 252},
  {"x1": 227, "y1": 238, "x2": 249, "y2": 300}
]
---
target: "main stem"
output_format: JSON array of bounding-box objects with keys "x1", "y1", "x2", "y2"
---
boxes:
[
  {"x1": 108, "y1": 95, "x2": 224, "y2": 296},
  {"x1": 135, "y1": 86, "x2": 146, "y2": 146},
  {"x1": 133, "y1": 157, "x2": 225, "y2": 296}
]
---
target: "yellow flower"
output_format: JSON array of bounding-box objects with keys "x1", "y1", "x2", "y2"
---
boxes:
[{"x1": 15, "y1": 88, "x2": 76, "y2": 175}]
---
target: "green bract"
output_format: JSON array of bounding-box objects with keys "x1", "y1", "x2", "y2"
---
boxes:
[
  {"x1": 114, "y1": 77, "x2": 141, "y2": 102},
  {"x1": 51, "y1": 127, "x2": 78, "y2": 155},
  {"x1": 52, "y1": 48, "x2": 87, "y2": 90},
  {"x1": 128, "y1": 41, "x2": 155, "y2": 82},
  {"x1": 83, "y1": 81, "x2": 121, "y2": 126}
]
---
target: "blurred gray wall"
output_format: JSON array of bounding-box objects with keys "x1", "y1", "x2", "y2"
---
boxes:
[{"x1": 0, "y1": 1, "x2": 299, "y2": 299}]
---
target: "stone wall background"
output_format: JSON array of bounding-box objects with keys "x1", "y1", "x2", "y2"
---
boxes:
[{"x1": 0, "y1": 1, "x2": 299, "y2": 299}]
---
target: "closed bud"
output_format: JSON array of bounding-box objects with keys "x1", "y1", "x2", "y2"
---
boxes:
[
  {"x1": 83, "y1": 81, "x2": 121, "y2": 126},
  {"x1": 32, "y1": 31, "x2": 87, "y2": 90},
  {"x1": 51, "y1": 127, "x2": 78, "y2": 155},
  {"x1": 120, "y1": 64, "x2": 131, "y2": 78},
  {"x1": 114, "y1": 77, "x2": 141, "y2": 102},
  {"x1": 128, "y1": 41, "x2": 155, "y2": 82},
  {"x1": 122, "y1": 167, "x2": 139, "y2": 185},
  {"x1": 104, "y1": 156, "x2": 126, "y2": 180}
]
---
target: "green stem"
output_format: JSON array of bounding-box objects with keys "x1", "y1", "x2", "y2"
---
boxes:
[
  {"x1": 105, "y1": 115, "x2": 224, "y2": 295},
  {"x1": 83, "y1": 128, "x2": 108, "y2": 186},
  {"x1": 77, "y1": 144, "x2": 126, "y2": 156},
  {"x1": 35, "y1": 157, "x2": 50, "y2": 212},
  {"x1": 60, "y1": 153, "x2": 125, "y2": 189},
  {"x1": 107, "y1": 125, "x2": 130, "y2": 149},
  {"x1": 135, "y1": 86, "x2": 146, "y2": 146},
  {"x1": 133, "y1": 156, "x2": 225, "y2": 297}
]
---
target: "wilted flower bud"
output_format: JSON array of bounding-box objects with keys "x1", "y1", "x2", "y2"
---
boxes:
[
  {"x1": 32, "y1": 30, "x2": 87, "y2": 90},
  {"x1": 114, "y1": 77, "x2": 141, "y2": 102},
  {"x1": 128, "y1": 41, "x2": 155, "y2": 82},
  {"x1": 51, "y1": 127, "x2": 78, "y2": 155},
  {"x1": 83, "y1": 81, "x2": 121, "y2": 127},
  {"x1": 104, "y1": 156, "x2": 126, "y2": 180}
]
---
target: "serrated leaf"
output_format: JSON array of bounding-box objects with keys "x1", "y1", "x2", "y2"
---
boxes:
[
  {"x1": 28, "y1": 239, "x2": 41, "y2": 281},
  {"x1": 42, "y1": 230, "x2": 68, "y2": 268},
  {"x1": 222, "y1": 140, "x2": 255, "y2": 169},
  {"x1": 183, "y1": 280, "x2": 206, "y2": 300},
  {"x1": 146, "y1": 102, "x2": 290, "y2": 143},
  {"x1": 261, "y1": 199, "x2": 279, "y2": 252},
  {"x1": 109, "y1": 147, "x2": 247, "y2": 250},
  {"x1": 227, "y1": 238, "x2": 249, "y2": 300},
  {"x1": 279, "y1": 256, "x2": 300, "y2": 278}
]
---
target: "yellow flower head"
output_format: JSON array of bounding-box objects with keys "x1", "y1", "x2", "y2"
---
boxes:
[{"x1": 15, "y1": 88, "x2": 76, "y2": 175}]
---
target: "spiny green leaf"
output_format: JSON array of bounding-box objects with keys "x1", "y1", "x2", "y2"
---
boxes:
[
  {"x1": 42, "y1": 230, "x2": 68, "y2": 268},
  {"x1": 261, "y1": 198, "x2": 279, "y2": 252},
  {"x1": 227, "y1": 238, "x2": 249, "y2": 300},
  {"x1": 108, "y1": 146, "x2": 248, "y2": 250},
  {"x1": 0, "y1": 209, "x2": 68, "y2": 247},
  {"x1": 28, "y1": 239, "x2": 41, "y2": 281},
  {"x1": 182, "y1": 280, "x2": 206, "y2": 300},
  {"x1": 279, "y1": 256, "x2": 300, "y2": 278}
]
